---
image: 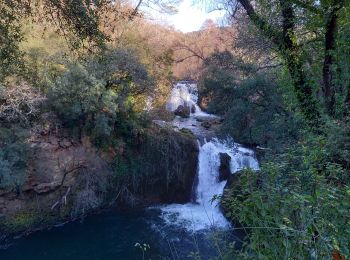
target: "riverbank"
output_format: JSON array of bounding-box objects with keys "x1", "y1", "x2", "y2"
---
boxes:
[{"x1": 0, "y1": 113, "x2": 199, "y2": 238}]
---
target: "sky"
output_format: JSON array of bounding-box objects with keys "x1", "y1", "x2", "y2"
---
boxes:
[{"x1": 154, "y1": 0, "x2": 226, "y2": 33}]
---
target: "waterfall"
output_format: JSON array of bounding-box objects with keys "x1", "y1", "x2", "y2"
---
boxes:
[
  {"x1": 161, "y1": 82, "x2": 259, "y2": 231},
  {"x1": 159, "y1": 82, "x2": 259, "y2": 232},
  {"x1": 160, "y1": 138, "x2": 259, "y2": 231},
  {"x1": 166, "y1": 82, "x2": 208, "y2": 116}
]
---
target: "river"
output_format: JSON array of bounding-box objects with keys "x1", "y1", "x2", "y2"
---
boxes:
[{"x1": 1, "y1": 82, "x2": 259, "y2": 259}]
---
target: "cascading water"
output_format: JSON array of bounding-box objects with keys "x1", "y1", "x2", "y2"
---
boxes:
[
  {"x1": 166, "y1": 81, "x2": 208, "y2": 117},
  {"x1": 160, "y1": 82, "x2": 259, "y2": 232}
]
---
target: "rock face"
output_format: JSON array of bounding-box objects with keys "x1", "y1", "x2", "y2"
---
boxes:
[
  {"x1": 219, "y1": 153, "x2": 231, "y2": 182},
  {"x1": 174, "y1": 105, "x2": 190, "y2": 118},
  {"x1": 0, "y1": 123, "x2": 114, "y2": 235},
  {"x1": 116, "y1": 124, "x2": 199, "y2": 205},
  {"x1": 0, "y1": 116, "x2": 199, "y2": 236}
]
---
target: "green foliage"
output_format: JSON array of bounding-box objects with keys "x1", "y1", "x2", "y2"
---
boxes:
[
  {"x1": 0, "y1": 126, "x2": 29, "y2": 191},
  {"x1": 43, "y1": 0, "x2": 106, "y2": 49},
  {"x1": 3, "y1": 211, "x2": 42, "y2": 233},
  {"x1": 222, "y1": 125, "x2": 350, "y2": 258},
  {"x1": 207, "y1": 49, "x2": 350, "y2": 259},
  {"x1": 222, "y1": 75, "x2": 300, "y2": 147},
  {"x1": 49, "y1": 49, "x2": 152, "y2": 146},
  {"x1": 200, "y1": 55, "x2": 302, "y2": 148},
  {"x1": 0, "y1": 2, "x2": 24, "y2": 82},
  {"x1": 0, "y1": 0, "x2": 108, "y2": 83},
  {"x1": 20, "y1": 23, "x2": 70, "y2": 90},
  {"x1": 49, "y1": 62, "x2": 117, "y2": 139}
]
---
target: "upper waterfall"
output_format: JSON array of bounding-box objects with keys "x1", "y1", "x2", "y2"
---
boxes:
[{"x1": 166, "y1": 82, "x2": 208, "y2": 117}]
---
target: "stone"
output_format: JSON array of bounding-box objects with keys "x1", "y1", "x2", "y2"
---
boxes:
[
  {"x1": 201, "y1": 121, "x2": 211, "y2": 129},
  {"x1": 33, "y1": 181, "x2": 61, "y2": 194},
  {"x1": 219, "y1": 153, "x2": 231, "y2": 182},
  {"x1": 191, "y1": 104, "x2": 196, "y2": 113},
  {"x1": 174, "y1": 105, "x2": 190, "y2": 118}
]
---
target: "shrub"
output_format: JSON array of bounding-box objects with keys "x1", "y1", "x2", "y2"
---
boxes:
[
  {"x1": 200, "y1": 66, "x2": 302, "y2": 148},
  {"x1": 222, "y1": 132, "x2": 350, "y2": 258},
  {"x1": 48, "y1": 49, "x2": 153, "y2": 146},
  {"x1": 0, "y1": 82, "x2": 45, "y2": 125},
  {"x1": 0, "y1": 126, "x2": 29, "y2": 191}
]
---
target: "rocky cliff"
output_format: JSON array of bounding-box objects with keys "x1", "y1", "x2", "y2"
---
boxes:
[
  {"x1": 114, "y1": 124, "x2": 199, "y2": 206},
  {"x1": 0, "y1": 116, "x2": 199, "y2": 236}
]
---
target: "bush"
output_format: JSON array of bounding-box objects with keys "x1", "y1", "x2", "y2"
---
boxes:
[
  {"x1": 0, "y1": 126, "x2": 29, "y2": 191},
  {"x1": 0, "y1": 83, "x2": 45, "y2": 125},
  {"x1": 222, "y1": 131, "x2": 350, "y2": 258},
  {"x1": 49, "y1": 62, "x2": 118, "y2": 140},
  {"x1": 49, "y1": 49, "x2": 153, "y2": 146},
  {"x1": 199, "y1": 63, "x2": 302, "y2": 148}
]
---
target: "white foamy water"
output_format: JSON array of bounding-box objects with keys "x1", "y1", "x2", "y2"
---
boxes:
[
  {"x1": 166, "y1": 82, "x2": 208, "y2": 117},
  {"x1": 158, "y1": 81, "x2": 259, "y2": 232},
  {"x1": 160, "y1": 138, "x2": 259, "y2": 231}
]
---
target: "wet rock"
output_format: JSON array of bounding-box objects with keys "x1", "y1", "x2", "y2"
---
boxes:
[
  {"x1": 174, "y1": 105, "x2": 190, "y2": 118},
  {"x1": 124, "y1": 125, "x2": 199, "y2": 205},
  {"x1": 219, "y1": 153, "x2": 231, "y2": 182},
  {"x1": 191, "y1": 104, "x2": 196, "y2": 113},
  {"x1": 200, "y1": 118, "x2": 223, "y2": 130},
  {"x1": 201, "y1": 121, "x2": 211, "y2": 129}
]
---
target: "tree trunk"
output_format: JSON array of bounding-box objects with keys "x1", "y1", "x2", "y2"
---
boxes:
[
  {"x1": 346, "y1": 83, "x2": 350, "y2": 119},
  {"x1": 323, "y1": 1, "x2": 343, "y2": 117},
  {"x1": 280, "y1": 0, "x2": 320, "y2": 125},
  {"x1": 237, "y1": 0, "x2": 320, "y2": 126}
]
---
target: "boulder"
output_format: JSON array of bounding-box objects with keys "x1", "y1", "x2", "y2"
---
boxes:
[
  {"x1": 191, "y1": 105, "x2": 196, "y2": 113},
  {"x1": 219, "y1": 153, "x2": 231, "y2": 182},
  {"x1": 201, "y1": 121, "x2": 211, "y2": 129},
  {"x1": 200, "y1": 118, "x2": 224, "y2": 130},
  {"x1": 174, "y1": 105, "x2": 190, "y2": 118}
]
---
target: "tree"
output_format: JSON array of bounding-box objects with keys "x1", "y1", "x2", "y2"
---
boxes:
[
  {"x1": 230, "y1": 0, "x2": 320, "y2": 126},
  {"x1": 49, "y1": 49, "x2": 153, "y2": 144},
  {"x1": 0, "y1": 1, "x2": 24, "y2": 82},
  {"x1": 172, "y1": 24, "x2": 236, "y2": 79},
  {"x1": 220, "y1": 0, "x2": 348, "y2": 124},
  {"x1": 322, "y1": 0, "x2": 345, "y2": 116},
  {"x1": 0, "y1": 0, "x2": 179, "y2": 82}
]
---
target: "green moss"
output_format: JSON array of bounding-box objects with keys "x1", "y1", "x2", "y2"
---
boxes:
[
  {"x1": 179, "y1": 128, "x2": 195, "y2": 138},
  {"x1": 2, "y1": 211, "x2": 42, "y2": 233},
  {"x1": 111, "y1": 125, "x2": 198, "y2": 204}
]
